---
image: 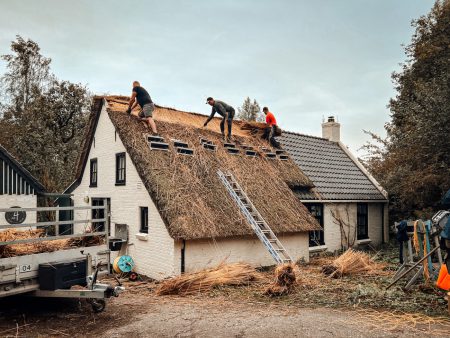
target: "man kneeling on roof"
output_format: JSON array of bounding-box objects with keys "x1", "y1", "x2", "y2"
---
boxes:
[
  {"x1": 203, "y1": 97, "x2": 235, "y2": 141},
  {"x1": 126, "y1": 81, "x2": 158, "y2": 135},
  {"x1": 262, "y1": 107, "x2": 281, "y2": 148}
]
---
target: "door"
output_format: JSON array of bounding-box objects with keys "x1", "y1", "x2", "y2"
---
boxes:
[{"x1": 91, "y1": 198, "x2": 111, "y2": 234}]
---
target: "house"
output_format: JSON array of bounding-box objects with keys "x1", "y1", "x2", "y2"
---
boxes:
[
  {"x1": 65, "y1": 96, "x2": 321, "y2": 279},
  {"x1": 0, "y1": 145, "x2": 46, "y2": 226},
  {"x1": 278, "y1": 117, "x2": 389, "y2": 253}
]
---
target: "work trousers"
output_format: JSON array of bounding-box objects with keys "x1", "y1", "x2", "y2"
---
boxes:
[
  {"x1": 220, "y1": 109, "x2": 235, "y2": 137},
  {"x1": 263, "y1": 125, "x2": 280, "y2": 148}
]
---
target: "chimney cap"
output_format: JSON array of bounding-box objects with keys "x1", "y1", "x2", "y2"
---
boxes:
[{"x1": 327, "y1": 116, "x2": 335, "y2": 122}]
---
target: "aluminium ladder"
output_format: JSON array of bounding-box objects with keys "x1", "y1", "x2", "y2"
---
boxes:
[{"x1": 217, "y1": 170, "x2": 293, "y2": 264}]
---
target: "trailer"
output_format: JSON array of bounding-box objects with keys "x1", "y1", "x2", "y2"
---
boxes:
[{"x1": 0, "y1": 198, "x2": 124, "y2": 312}]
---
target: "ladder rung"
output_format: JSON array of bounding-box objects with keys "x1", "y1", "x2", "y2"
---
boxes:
[{"x1": 218, "y1": 170, "x2": 293, "y2": 264}]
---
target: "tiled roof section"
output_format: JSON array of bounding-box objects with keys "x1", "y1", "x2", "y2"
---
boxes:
[{"x1": 278, "y1": 132, "x2": 387, "y2": 201}]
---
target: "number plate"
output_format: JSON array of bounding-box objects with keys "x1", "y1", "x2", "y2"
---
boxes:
[{"x1": 19, "y1": 265, "x2": 32, "y2": 273}]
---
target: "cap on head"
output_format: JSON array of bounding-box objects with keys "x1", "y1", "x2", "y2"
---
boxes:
[
  {"x1": 206, "y1": 97, "x2": 214, "y2": 104},
  {"x1": 133, "y1": 80, "x2": 140, "y2": 87}
]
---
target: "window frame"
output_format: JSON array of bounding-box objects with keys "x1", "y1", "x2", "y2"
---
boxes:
[
  {"x1": 115, "y1": 152, "x2": 126, "y2": 186},
  {"x1": 89, "y1": 158, "x2": 98, "y2": 187},
  {"x1": 140, "y1": 206, "x2": 149, "y2": 234},
  {"x1": 357, "y1": 203, "x2": 369, "y2": 240},
  {"x1": 305, "y1": 203, "x2": 325, "y2": 247}
]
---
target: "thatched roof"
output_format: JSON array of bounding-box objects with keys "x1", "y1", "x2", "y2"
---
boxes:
[{"x1": 69, "y1": 96, "x2": 320, "y2": 240}]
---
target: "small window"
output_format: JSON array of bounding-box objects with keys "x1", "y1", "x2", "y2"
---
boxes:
[
  {"x1": 306, "y1": 203, "x2": 325, "y2": 246},
  {"x1": 115, "y1": 152, "x2": 126, "y2": 185},
  {"x1": 90, "y1": 158, "x2": 98, "y2": 187},
  {"x1": 140, "y1": 207, "x2": 148, "y2": 233},
  {"x1": 357, "y1": 203, "x2": 369, "y2": 240}
]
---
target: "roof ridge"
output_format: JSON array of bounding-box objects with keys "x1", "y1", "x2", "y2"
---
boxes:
[{"x1": 280, "y1": 129, "x2": 331, "y2": 141}]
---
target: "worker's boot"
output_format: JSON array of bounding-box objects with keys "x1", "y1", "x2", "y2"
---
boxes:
[{"x1": 221, "y1": 134, "x2": 226, "y2": 142}]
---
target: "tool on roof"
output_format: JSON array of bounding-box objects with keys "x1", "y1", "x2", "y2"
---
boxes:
[
  {"x1": 172, "y1": 139, "x2": 194, "y2": 156},
  {"x1": 223, "y1": 143, "x2": 236, "y2": 149},
  {"x1": 226, "y1": 148, "x2": 240, "y2": 155},
  {"x1": 146, "y1": 135, "x2": 169, "y2": 151},
  {"x1": 245, "y1": 150, "x2": 257, "y2": 157},
  {"x1": 217, "y1": 170, "x2": 293, "y2": 264},
  {"x1": 200, "y1": 137, "x2": 217, "y2": 151}
]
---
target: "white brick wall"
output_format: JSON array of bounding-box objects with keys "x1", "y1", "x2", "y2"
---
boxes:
[
  {"x1": 71, "y1": 105, "x2": 175, "y2": 279},
  {"x1": 321, "y1": 202, "x2": 387, "y2": 252},
  {"x1": 0, "y1": 195, "x2": 37, "y2": 226},
  {"x1": 176, "y1": 233, "x2": 309, "y2": 273}
]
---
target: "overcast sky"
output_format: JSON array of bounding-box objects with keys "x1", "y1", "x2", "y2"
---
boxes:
[{"x1": 0, "y1": 0, "x2": 435, "y2": 154}]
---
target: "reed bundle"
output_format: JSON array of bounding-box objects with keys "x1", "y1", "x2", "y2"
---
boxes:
[
  {"x1": 321, "y1": 249, "x2": 387, "y2": 278},
  {"x1": 156, "y1": 262, "x2": 264, "y2": 296},
  {"x1": 264, "y1": 263, "x2": 298, "y2": 297}
]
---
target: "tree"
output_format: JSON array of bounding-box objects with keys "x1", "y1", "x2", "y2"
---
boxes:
[
  {"x1": 363, "y1": 0, "x2": 450, "y2": 219},
  {"x1": 0, "y1": 35, "x2": 52, "y2": 118},
  {"x1": 237, "y1": 97, "x2": 263, "y2": 122},
  {"x1": 0, "y1": 36, "x2": 90, "y2": 192}
]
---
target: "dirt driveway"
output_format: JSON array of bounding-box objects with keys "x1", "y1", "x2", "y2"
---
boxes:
[
  {"x1": 99, "y1": 296, "x2": 448, "y2": 338},
  {"x1": 1, "y1": 294, "x2": 447, "y2": 338}
]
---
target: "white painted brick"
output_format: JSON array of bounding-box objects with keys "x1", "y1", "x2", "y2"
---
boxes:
[
  {"x1": 321, "y1": 202, "x2": 388, "y2": 252},
  {"x1": 71, "y1": 105, "x2": 175, "y2": 279},
  {"x1": 177, "y1": 233, "x2": 309, "y2": 273}
]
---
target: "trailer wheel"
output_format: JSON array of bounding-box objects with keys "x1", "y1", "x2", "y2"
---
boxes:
[{"x1": 90, "y1": 299, "x2": 106, "y2": 313}]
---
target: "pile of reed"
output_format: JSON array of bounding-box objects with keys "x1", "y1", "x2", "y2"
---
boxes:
[
  {"x1": 0, "y1": 229, "x2": 104, "y2": 258},
  {"x1": 321, "y1": 249, "x2": 387, "y2": 278},
  {"x1": 156, "y1": 262, "x2": 264, "y2": 296},
  {"x1": 264, "y1": 263, "x2": 298, "y2": 297}
]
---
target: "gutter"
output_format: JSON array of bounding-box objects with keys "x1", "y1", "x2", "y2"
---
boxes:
[{"x1": 300, "y1": 199, "x2": 388, "y2": 203}]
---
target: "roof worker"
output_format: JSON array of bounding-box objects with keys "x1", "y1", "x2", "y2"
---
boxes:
[
  {"x1": 203, "y1": 97, "x2": 235, "y2": 142},
  {"x1": 126, "y1": 81, "x2": 158, "y2": 135},
  {"x1": 262, "y1": 107, "x2": 281, "y2": 148}
]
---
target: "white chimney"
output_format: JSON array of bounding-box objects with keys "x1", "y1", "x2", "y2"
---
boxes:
[{"x1": 322, "y1": 116, "x2": 340, "y2": 142}]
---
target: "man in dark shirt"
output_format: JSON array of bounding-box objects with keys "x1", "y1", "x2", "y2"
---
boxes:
[
  {"x1": 203, "y1": 97, "x2": 235, "y2": 141},
  {"x1": 126, "y1": 81, "x2": 158, "y2": 134}
]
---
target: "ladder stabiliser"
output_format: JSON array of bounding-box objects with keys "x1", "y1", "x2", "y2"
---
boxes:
[{"x1": 217, "y1": 170, "x2": 293, "y2": 264}]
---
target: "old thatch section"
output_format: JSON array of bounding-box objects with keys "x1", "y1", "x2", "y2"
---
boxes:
[
  {"x1": 0, "y1": 229, "x2": 103, "y2": 258},
  {"x1": 71, "y1": 96, "x2": 320, "y2": 240}
]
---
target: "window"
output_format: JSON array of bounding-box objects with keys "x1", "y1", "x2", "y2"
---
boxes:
[
  {"x1": 140, "y1": 207, "x2": 148, "y2": 233},
  {"x1": 306, "y1": 204, "x2": 324, "y2": 246},
  {"x1": 357, "y1": 203, "x2": 369, "y2": 240},
  {"x1": 90, "y1": 158, "x2": 98, "y2": 187},
  {"x1": 115, "y1": 152, "x2": 126, "y2": 185}
]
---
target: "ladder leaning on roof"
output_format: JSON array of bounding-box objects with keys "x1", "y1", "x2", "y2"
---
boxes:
[{"x1": 217, "y1": 170, "x2": 293, "y2": 264}]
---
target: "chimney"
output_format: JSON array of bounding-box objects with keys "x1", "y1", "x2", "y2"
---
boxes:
[{"x1": 322, "y1": 116, "x2": 340, "y2": 142}]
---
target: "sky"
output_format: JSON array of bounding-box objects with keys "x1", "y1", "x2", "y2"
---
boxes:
[{"x1": 0, "y1": 0, "x2": 435, "y2": 154}]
